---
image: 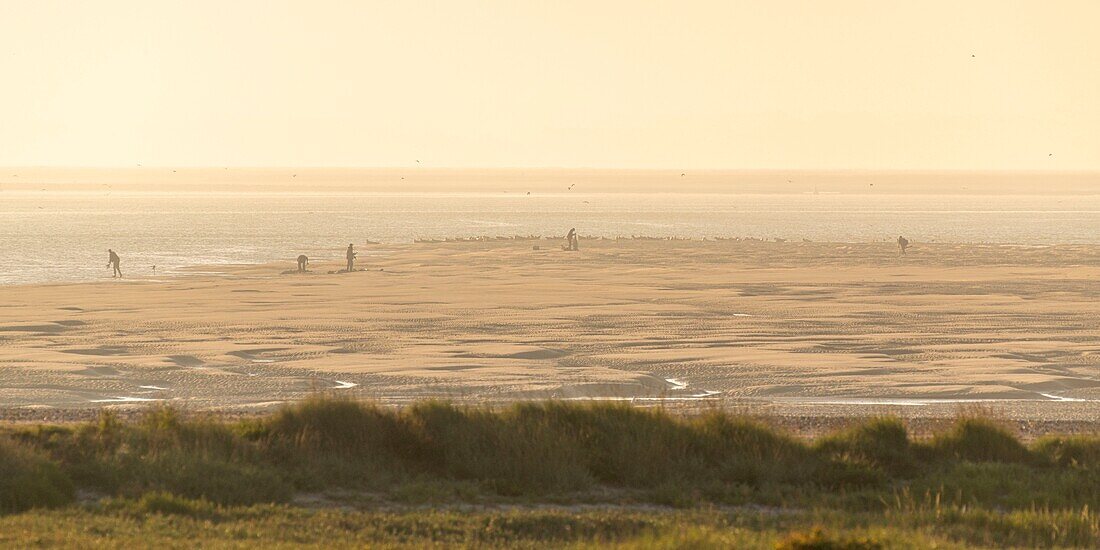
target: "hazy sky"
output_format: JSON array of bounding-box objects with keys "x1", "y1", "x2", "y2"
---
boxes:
[{"x1": 1, "y1": 1, "x2": 1098, "y2": 170}]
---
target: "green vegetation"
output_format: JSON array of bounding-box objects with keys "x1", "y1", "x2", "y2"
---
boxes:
[
  {"x1": 0, "y1": 435, "x2": 73, "y2": 513},
  {"x1": 0, "y1": 396, "x2": 1097, "y2": 547}
]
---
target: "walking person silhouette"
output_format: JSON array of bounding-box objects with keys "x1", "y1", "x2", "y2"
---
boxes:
[
  {"x1": 346, "y1": 244, "x2": 357, "y2": 272},
  {"x1": 107, "y1": 249, "x2": 122, "y2": 278},
  {"x1": 297, "y1": 254, "x2": 309, "y2": 272}
]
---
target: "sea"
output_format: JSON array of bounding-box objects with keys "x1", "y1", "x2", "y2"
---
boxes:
[{"x1": 3, "y1": 189, "x2": 1100, "y2": 285}]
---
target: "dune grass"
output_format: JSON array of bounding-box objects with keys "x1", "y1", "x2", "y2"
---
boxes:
[
  {"x1": 0, "y1": 503, "x2": 915, "y2": 549},
  {"x1": 1, "y1": 395, "x2": 1097, "y2": 547},
  {"x1": 0, "y1": 496, "x2": 1094, "y2": 548},
  {"x1": 0, "y1": 435, "x2": 73, "y2": 513}
]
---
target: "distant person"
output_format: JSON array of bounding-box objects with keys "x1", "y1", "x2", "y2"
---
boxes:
[
  {"x1": 566, "y1": 228, "x2": 578, "y2": 251},
  {"x1": 297, "y1": 254, "x2": 309, "y2": 272},
  {"x1": 346, "y1": 244, "x2": 357, "y2": 271},
  {"x1": 107, "y1": 249, "x2": 122, "y2": 278},
  {"x1": 897, "y1": 235, "x2": 909, "y2": 255}
]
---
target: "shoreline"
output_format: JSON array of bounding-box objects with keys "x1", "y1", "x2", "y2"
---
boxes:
[{"x1": 3, "y1": 237, "x2": 1100, "y2": 289}]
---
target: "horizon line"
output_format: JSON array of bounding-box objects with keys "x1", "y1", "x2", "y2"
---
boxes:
[{"x1": 3, "y1": 166, "x2": 1100, "y2": 174}]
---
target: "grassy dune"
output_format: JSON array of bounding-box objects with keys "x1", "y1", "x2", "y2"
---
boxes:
[{"x1": 1, "y1": 397, "x2": 1098, "y2": 547}]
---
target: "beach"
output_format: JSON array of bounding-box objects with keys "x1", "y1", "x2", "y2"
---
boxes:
[{"x1": 1, "y1": 239, "x2": 1097, "y2": 429}]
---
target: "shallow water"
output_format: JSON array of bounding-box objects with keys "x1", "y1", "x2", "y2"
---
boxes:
[
  {"x1": 5, "y1": 190, "x2": 1100, "y2": 285},
  {"x1": 765, "y1": 394, "x2": 1097, "y2": 406}
]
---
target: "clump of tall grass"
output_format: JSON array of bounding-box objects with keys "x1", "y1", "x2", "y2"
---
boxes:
[
  {"x1": 928, "y1": 417, "x2": 1033, "y2": 464},
  {"x1": 259, "y1": 395, "x2": 413, "y2": 489},
  {"x1": 37, "y1": 406, "x2": 292, "y2": 505},
  {"x1": 403, "y1": 401, "x2": 592, "y2": 494},
  {"x1": 263, "y1": 395, "x2": 408, "y2": 456},
  {"x1": 0, "y1": 436, "x2": 74, "y2": 513},
  {"x1": 692, "y1": 411, "x2": 823, "y2": 486},
  {"x1": 815, "y1": 417, "x2": 918, "y2": 477},
  {"x1": 1033, "y1": 435, "x2": 1100, "y2": 469}
]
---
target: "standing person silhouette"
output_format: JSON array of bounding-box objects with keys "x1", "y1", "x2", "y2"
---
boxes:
[
  {"x1": 107, "y1": 249, "x2": 122, "y2": 278},
  {"x1": 566, "y1": 228, "x2": 578, "y2": 251},
  {"x1": 297, "y1": 254, "x2": 309, "y2": 272},
  {"x1": 346, "y1": 244, "x2": 357, "y2": 272},
  {"x1": 897, "y1": 235, "x2": 909, "y2": 256}
]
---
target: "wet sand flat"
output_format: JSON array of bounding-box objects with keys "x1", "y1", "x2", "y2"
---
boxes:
[{"x1": 1, "y1": 240, "x2": 1098, "y2": 425}]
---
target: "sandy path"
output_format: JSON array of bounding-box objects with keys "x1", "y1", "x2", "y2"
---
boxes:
[{"x1": 1, "y1": 240, "x2": 1099, "y2": 422}]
